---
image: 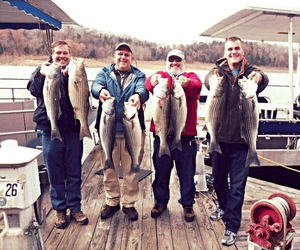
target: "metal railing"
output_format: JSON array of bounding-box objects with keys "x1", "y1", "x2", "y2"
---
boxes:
[{"x1": 0, "y1": 77, "x2": 34, "y2": 102}]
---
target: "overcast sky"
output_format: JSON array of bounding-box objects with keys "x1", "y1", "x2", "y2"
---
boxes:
[{"x1": 53, "y1": 0, "x2": 300, "y2": 45}]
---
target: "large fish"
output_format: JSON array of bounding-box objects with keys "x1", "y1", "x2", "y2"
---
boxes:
[
  {"x1": 123, "y1": 102, "x2": 143, "y2": 174},
  {"x1": 205, "y1": 72, "x2": 225, "y2": 154},
  {"x1": 43, "y1": 63, "x2": 62, "y2": 141},
  {"x1": 170, "y1": 79, "x2": 187, "y2": 151},
  {"x1": 100, "y1": 98, "x2": 116, "y2": 171},
  {"x1": 68, "y1": 57, "x2": 92, "y2": 140},
  {"x1": 238, "y1": 76, "x2": 260, "y2": 167},
  {"x1": 152, "y1": 77, "x2": 171, "y2": 157}
]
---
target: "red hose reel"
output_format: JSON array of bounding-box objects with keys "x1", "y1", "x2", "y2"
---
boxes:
[{"x1": 246, "y1": 193, "x2": 296, "y2": 249}]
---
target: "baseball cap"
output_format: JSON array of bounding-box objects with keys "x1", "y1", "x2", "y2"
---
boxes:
[
  {"x1": 167, "y1": 49, "x2": 185, "y2": 61},
  {"x1": 115, "y1": 42, "x2": 132, "y2": 53}
]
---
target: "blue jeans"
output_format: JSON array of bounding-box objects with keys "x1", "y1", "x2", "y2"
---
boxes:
[
  {"x1": 211, "y1": 142, "x2": 249, "y2": 233},
  {"x1": 41, "y1": 130, "x2": 83, "y2": 212},
  {"x1": 152, "y1": 135, "x2": 197, "y2": 208}
]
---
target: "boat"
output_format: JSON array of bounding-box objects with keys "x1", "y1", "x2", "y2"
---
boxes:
[
  {"x1": 0, "y1": 0, "x2": 79, "y2": 149},
  {"x1": 1, "y1": 2, "x2": 300, "y2": 249},
  {"x1": 198, "y1": 5, "x2": 300, "y2": 190}
]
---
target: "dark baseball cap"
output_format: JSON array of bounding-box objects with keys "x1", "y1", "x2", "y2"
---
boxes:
[{"x1": 115, "y1": 42, "x2": 132, "y2": 53}]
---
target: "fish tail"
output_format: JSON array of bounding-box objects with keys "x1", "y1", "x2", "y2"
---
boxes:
[
  {"x1": 80, "y1": 125, "x2": 92, "y2": 140},
  {"x1": 245, "y1": 150, "x2": 260, "y2": 167},
  {"x1": 171, "y1": 139, "x2": 182, "y2": 152},
  {"x1": 208, "y1": 141, "x2": 222, "y2": 154},
  {"x1": 129, "y1": 164, "x2": 140, "y2": 175},
  {"x1": 51, "y1": 129, "x2": 62, "y2": 141},
  {"x1": 158, "y1": 144, "x2": 171, "y2": 158},
  {"x1": 104, "y1": 159, "x2": 115, "y2": 171}
]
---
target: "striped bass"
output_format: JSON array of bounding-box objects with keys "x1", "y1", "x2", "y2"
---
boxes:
[
  {"x1": 43, "y1": 63, "x2": 62, "y2": 141},
  {"x1": 205, "y1": 72, "x2": 225, "y2": 154},
  {"x1": 100, "y1": 98, "x2": 116, "y2": 171},
  {"x1": 152, "y1": 77, "x2": 171, "y2": 157},
  {"x1": 123, "y1": 102, "x2": 143, "y2": 174},
  {"x1": 68, "y1": 57, "x2": 92, "y2": 140},
  {"x1": 170, "y1": 79, "x2": 187, "y2": 151},
  {"x1": 238, "y1": 77, "x2": 260, "y2": 167}
]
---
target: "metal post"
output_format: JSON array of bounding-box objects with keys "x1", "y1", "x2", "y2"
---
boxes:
[
  {"x1": 296, "y1": 43, "x2": 300, "y2": 102},
  {"x1": 288, "y1": 16, "x2": 294, "y2": 121}
]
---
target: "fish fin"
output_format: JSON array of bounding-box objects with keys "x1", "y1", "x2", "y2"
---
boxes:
[
  {"x1": 245, "y1": 150, "x2": 260, "y2": 167},
  {"x1": 138, "y1": 149, "x2": 144, "y2": 165},
  {"x1": 129, "y1": 164, "x2": 140, "y2": 175},
  {"x1": 171, "y1": 139, "x2": 182, "y2": 152},
  {"x1": 51, "y1": 129, "x2": 62, "y2": 142},
  {"x1": 103, "y1": 115, "x2": 107, "y2": 125},
  {"x1": 178, "y1": 97, "x2": 182, "y2": 108},
  {"x1": 79, "y1": 125, "x2": 92, "y2": 140},
  {"x1": 104, "y1": 159, "x2": 115, "y2": 171},
  {"x1": 159, "y1": 144, "x2": 171, "y2": 158},
  {"x1": 98, "y1": 140, "x2": 104, "y2": 152},
  {"x1": 158, "y1": 99, "x2": 163, "y2": 109},
  {"x1": 208, "y1": 141, "x2": 222, "y2": 154}
]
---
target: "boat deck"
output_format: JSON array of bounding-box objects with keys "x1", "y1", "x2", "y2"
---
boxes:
[{"x1": 38, "y1": 125, "x2": 300, "y2": 250}]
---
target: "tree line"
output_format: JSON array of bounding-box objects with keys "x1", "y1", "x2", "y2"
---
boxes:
[{"x1": 0, "y1": 25, "x2": 296, "y2": 68}]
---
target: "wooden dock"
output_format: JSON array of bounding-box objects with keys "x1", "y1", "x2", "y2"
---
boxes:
[{"x1": 38, "y1": 120, "x2": 300, "y2": 250}]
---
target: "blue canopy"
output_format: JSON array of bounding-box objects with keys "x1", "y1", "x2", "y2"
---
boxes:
[{"x1": 0, "y1": 0, "x2": 78, "y2": 30}]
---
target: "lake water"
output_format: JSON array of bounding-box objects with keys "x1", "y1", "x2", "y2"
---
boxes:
[{"x1": 0, "y1": 65, "x2": 298, "y2": 106}]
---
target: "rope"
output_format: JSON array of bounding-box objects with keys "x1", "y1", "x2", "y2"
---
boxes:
[
  {"x1": 267, "y1": 197, "x2": 288, "y2": 249},
  {"x1": 258, "y1": 155, "x2": 300, "y2": 173},
  {"x1": 252, "y1": 197, "x2": 289, "y2": 248}
]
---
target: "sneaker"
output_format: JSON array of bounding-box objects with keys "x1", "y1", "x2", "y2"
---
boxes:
[
  {"x1": 122, "y1": 206, "x2": 138, "y2": 221},
  {"x1": 55, "y1": 210, "x2": 67, "y2": 229},
  {"x1": 210, "y1": 207, "x2": 224, "y2": 221},
  {"x1": 184, "y1": 207, "x2": 195, "y2": 222},
  {"x1": 70, "y1": 211, "x2": 89, "y2": 225},
  {"x1": 221, "y1": 229, "x2": 236, "y2": 246},
  {"x1": 151, "y1": 204, "x2": 167, "y2": 218},
  {"x1": 101, "y1": 204, "x2": 120, "y2": 219}
]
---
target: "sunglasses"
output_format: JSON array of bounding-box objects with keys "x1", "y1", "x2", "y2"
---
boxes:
[{"x1": 168, "y1": 57, "x2": 182, "y2": 62}]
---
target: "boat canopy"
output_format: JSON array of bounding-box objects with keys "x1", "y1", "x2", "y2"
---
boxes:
[
  {"x1": 0, "y1": 0, "x2": 78, "y2": 30},
  {"x1": 199, "y1": 6, "x2": 300, "y2": 120},
  {"x1": 200, "y1": 6, "x2": 300, "y2": 43}
]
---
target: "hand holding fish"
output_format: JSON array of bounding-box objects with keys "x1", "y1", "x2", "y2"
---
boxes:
[
  {"x1": 40, "y1": 62, "x2": 51, "y2": 76},
  {"x1": 150, "y1": 74, "x2": 162, "y2": 87},
  {"x1": 248, "y1": 71, "x2": 262, "y2": 84},
  {"x1": 62, "y1": 66, "x2": 69, "y2": 77},
  {"x1": 209, "y1": 70, "x2": 224, "y2": 97},
  {"x1": 210, "y1": 69, "x2": 223, "y2": 85},
  {"x1": 128, "y1": 93, "x2": 141, "y2": 110},
  {"x1": 99, "y1": 89, "x2": 112, "y2": 103},
  {"x1": 178, "y1": 75, "x2": 190, "y2": 88},
  {"x1": 238, "y1": 76, "x2": 258, "y2": 99}
]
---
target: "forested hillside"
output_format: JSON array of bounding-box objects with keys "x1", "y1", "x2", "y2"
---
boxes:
[{"x1": 0, "y1": 25, "x2": 296, "y2": 68}]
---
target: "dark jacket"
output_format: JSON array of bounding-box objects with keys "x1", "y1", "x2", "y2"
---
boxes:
[
  {"x1": 27, "y1": 66, "x2": 80, "y2": 133},
  {"x1": 204, "y1": 57, "x2": 269, "y2": 144}
]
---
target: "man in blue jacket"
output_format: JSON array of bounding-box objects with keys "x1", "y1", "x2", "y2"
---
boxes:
[{"x1": 91, "y1": 43, "x2": 149, "y2": 221}]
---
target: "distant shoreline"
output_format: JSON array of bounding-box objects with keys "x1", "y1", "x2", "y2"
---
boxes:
[{"x1": 0, "y1": 55, "x2": 291, "y2": 74}]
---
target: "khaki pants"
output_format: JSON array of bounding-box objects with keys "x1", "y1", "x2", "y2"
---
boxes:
[{"x1": 104, "y1": 134, "x2": 144, "y2": 207}]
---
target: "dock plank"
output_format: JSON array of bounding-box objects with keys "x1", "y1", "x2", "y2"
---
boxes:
[
  {"x1": 39, "y1": 120, "x2": 300, "y2": 250},
  {"x1": 168, "y1": 170, "x2": 193, "y2": 250}
]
